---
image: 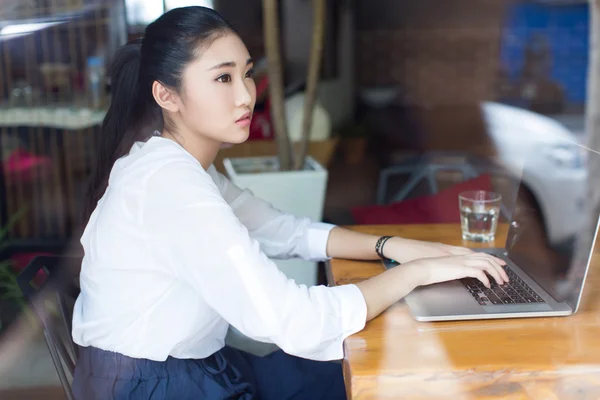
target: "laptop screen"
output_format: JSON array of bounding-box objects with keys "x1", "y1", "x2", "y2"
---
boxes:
[{"x1": 505, "y1": 141, "x2": 598, "y2": 310}]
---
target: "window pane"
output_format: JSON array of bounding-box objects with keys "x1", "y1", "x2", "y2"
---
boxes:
[
  {"x1": 126, "y1": 0, "x2": 162, "y2": 26},
  {"x1": 125, "y1": 0, "x2": 214, "y2": 26},
  {"x1": 166, "y1": 0, "x2": 214, "y2": 10}
]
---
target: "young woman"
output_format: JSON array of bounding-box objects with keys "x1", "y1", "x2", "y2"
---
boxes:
[{"x1": 71, "y1": 6, "x2": 508, "y2": 399}]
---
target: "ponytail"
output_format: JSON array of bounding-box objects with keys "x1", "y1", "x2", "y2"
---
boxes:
[
  {"x1": 82, "y1": 6, "x2": 235, "y2": 225},
  {"x1": 83, "y1": 40, "x2": 156, "y2": 224}
]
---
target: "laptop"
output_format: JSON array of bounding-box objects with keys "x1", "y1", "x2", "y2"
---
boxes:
[{"x1": 383, "y1": 145, "x2": 599, "y2": 322}]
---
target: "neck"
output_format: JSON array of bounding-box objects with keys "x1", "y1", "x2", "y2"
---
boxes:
[{"x1": 161, "y1": 128, "x2": 220, "y2": 170}]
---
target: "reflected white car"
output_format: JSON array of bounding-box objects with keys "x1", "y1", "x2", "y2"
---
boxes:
[{"x1": 481, "y1": 102, "x2": 588, "y2": 246}]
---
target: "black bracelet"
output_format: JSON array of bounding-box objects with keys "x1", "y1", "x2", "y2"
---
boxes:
[{"x1": 375, "y1": 236, "x2": 393, "y2": 259}]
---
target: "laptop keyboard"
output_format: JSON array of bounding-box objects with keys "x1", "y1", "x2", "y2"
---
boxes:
[{"x1": 460, "y1": 265, "x2": 545, "y2": 306}]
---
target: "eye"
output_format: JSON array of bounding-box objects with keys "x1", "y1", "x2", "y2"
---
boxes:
[
  {"x1": 216, "y1": 74, "x2": 232, "y2": 83},
  {"x1": 245, "y1": 68, "x2": 254, "y2": 79}
]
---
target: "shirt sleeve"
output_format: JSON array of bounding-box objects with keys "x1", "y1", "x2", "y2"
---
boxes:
[
  {"x1": 143, "y1": 160, "x2": 367, "y2": 361},
  {"x1": 208, "y1": 165, "x2": 335, "y2": 261}
]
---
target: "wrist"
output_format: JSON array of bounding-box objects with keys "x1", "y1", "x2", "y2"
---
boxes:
[
  {"x1": 375, "y1": 235, "x2": 394, "y2": 259},
  {"x1": 382, "y1": 236, "x2": 413, "y2": 262},
  {"x1": 390, "y1": 260, "x2": 424, "y2": 289}
]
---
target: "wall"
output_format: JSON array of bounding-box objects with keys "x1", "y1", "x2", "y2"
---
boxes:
[
  {"x1": 218, "y1": 0, "x2": 356, "y2": 128},
  {"x1": 216, "y1": 0, "x2": 264, "y2": 58},
  {"x1": 354, "y1": 0, "x2": 510, "y2": 106},
  {"x1": 282, "y1": 0, "x2": 355, "y2": 128},
  {"x1": 316, "y1": 3, "x2": 355, "y2": 129}
]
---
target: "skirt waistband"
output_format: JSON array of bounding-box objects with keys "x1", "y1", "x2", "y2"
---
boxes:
[{"x1": 76, "y1": 346, "x2": 224, "y2": 380}]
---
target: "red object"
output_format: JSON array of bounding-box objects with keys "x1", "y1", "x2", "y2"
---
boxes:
[
  {"x1": 10, "y1": 252, "x2": 53, "y2": 287},
  {"x1": 256, "y1": 74, "x2": 270, "y2": 96},
  {"x1": 248, "y1": 110, "x2": 273, "y2": 141},
  {"x1": 3, "y1": 148, "x2": 52, "y2": 182},
  {"x1": 248, "y1": 76, "x2": 274, "y2": 141},
  {"x1": 352, "y1": 174, "x2": 493, "y2": 225}
]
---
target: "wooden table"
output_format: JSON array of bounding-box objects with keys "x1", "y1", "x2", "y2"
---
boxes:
[{"x1": 327, "y1": 224, "x2": 600, "y2": 400}]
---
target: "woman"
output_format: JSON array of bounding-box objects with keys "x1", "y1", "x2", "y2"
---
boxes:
[{"x1": 72, "y1": 6, "x2": 508, "y2": 399}]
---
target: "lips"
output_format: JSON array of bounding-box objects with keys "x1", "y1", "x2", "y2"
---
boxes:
[{"x1": 236, "y1": 111, "x2": 252, "y2": 122}]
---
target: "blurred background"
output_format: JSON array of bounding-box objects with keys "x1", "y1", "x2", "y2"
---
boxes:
[{"x1": 0, "y1": 0, "x2": 595, "y2": 398}]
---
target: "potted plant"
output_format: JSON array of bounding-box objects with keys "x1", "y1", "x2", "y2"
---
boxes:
[
  {"x1": 0, "y1": 208, "x2": 38, "y2": 333},
  {"x1": 223, "y1": 0, "x2": 328, "y2": 287},
  {"x1": 0, "y1": 257, "x2": 28, "y2": 333}
]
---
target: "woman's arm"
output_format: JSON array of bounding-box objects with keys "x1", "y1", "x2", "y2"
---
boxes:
[
  {"x1": 208, "y1": 166, "x2": 333, "y2": 261},
  {"x1": 326, "y1": 226, "x2": 392, "y2": 261},
  {"x1": 209, "y1": 167, "x2": 508, "y2": 322},
  {"x1": 325, "y1": 226, "x2": 474, "y2": 263},
  {"x1": 326, "y1": 226, "x2": 510, "y2": 321},
  {"x1": 145, "y1": 161, "x2": 367, "y2": 361}
]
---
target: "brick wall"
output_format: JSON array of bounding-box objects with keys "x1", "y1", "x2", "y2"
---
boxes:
[{"x1": 355, "y1": 0, "x2": 511, "y2": 106}]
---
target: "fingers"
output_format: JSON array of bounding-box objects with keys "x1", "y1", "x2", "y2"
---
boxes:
[
  {"x1": 464, "y1": 268, "x2": 491, "y2": 288},
  {"x1": 468, "y1": 258, "x2": 505, "y2": 285},
  {"x1": 421, "y1": 252, "x2": 510, "y2": 289},
  {"x1": 493, "y1": 258, "x2": 509, "y2": 283},
  {"x1": 477, "y1": 254, "x2": 509, "y2": 282}
]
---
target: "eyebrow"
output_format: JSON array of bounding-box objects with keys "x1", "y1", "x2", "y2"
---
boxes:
[{"x1": 208, "y1": 58, "x2": 254, "y2": 71}]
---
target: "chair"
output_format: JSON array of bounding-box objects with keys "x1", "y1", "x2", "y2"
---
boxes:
[
  {"x1": 376, "y1": 151, "x2": 489, "y2": 205},
  {"x1": 354, "y1": 150, "x2": 519, "y2": 225},
  {"x1": 16, "y1": 255, "x2": 81, "y2": 400},
  {"x1": 373, "y1": 151, "x2": 515, "y2": 221}
]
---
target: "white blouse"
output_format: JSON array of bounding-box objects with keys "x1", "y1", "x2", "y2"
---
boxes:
[{"x1": 72, "y1": 136, "x2": 367, "y2": 362}]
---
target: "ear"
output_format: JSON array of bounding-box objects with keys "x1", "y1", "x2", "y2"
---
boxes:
[{"x1": 152, "y1": 81, "x2": 179, "y2": 113}]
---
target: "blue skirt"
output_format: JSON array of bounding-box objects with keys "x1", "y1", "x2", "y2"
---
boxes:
[{"x1": 72, "y1": 346, "x2": 346, "y2": 400}]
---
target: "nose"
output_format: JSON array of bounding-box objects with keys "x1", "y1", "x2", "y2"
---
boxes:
[{"x1": 235, "y1": 78, "x2": 254, "y2": 108}]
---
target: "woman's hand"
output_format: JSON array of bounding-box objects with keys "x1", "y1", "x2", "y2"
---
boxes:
[
  {"x1": 405, "y1": 252, "x2": 509, "y2": 288},
  {"x1": 356, "y1": 251, "x2": 509, "y2": 321},
  {"x1": 384, "y1": 237, "x2": 475, "y2": 264}
]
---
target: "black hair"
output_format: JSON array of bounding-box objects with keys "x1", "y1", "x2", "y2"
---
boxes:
[{"x1": 83, "y1": 6, "x2": 235, "y2": 223}]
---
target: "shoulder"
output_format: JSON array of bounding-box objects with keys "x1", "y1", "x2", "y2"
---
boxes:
[
  {"x1": 140, "y1": 140, "x2": 223, "y2": 208},
  {"x1": 121, "y1": 136, "x2": 208, "y2": 183},
  {"x1": 206, "y1": 164, "x2": 229, "y2": 191}
]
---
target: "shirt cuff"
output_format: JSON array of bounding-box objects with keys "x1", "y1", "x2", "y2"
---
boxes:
[
  {"x1": 336, "y1": 283, "x2": 367, "y2": 337},
  {"x1": 306, "y1": 222, "x2": 336, "y2": 261},
  {"x1": 306, "y1": 283, "x2": 367, "y2": 361}
]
